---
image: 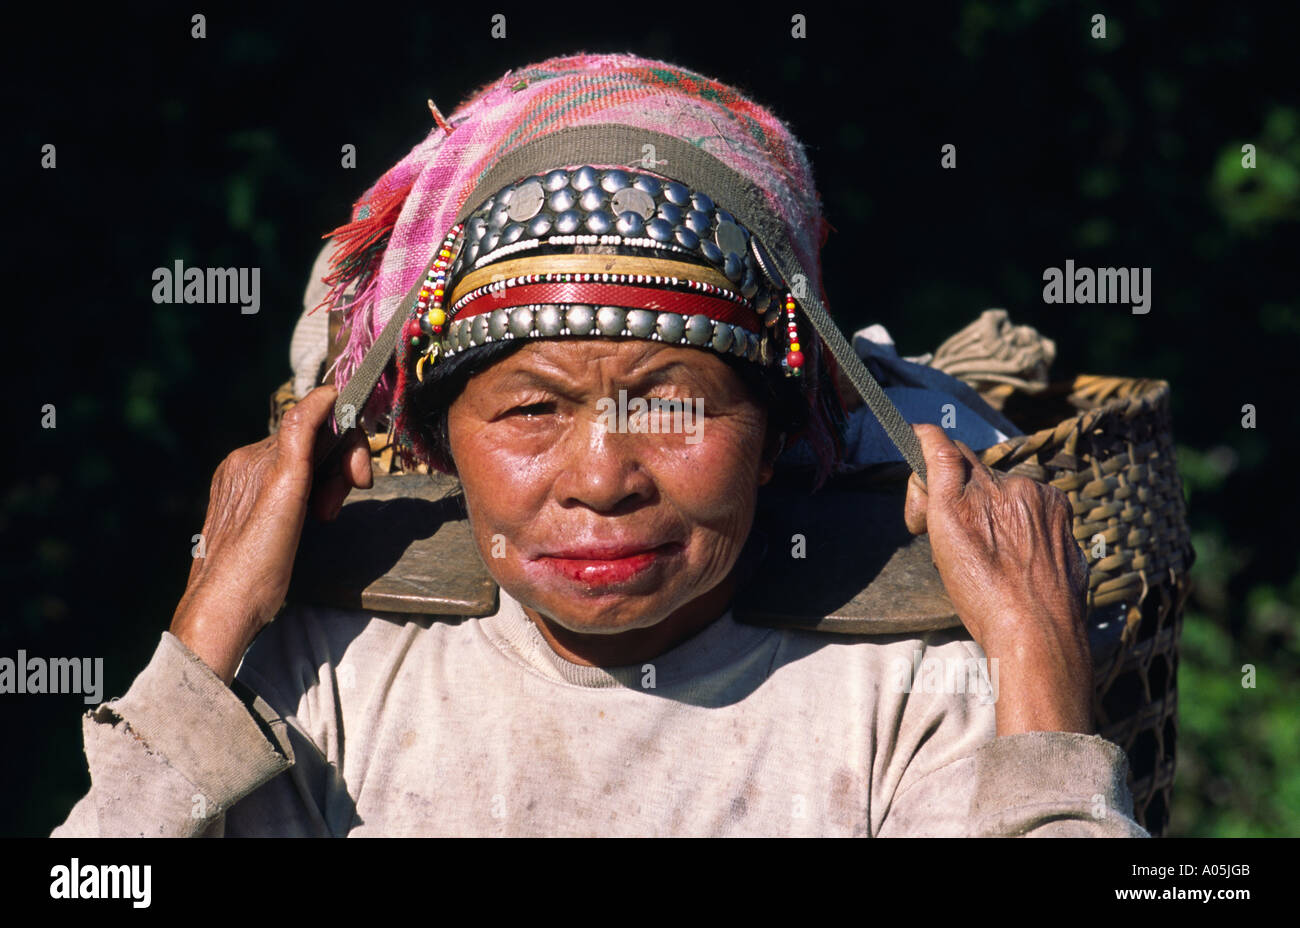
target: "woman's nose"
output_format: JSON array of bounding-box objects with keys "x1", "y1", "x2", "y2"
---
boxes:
[{"x1": 551, "y1": 409, "x2": 656, "y2": 514}]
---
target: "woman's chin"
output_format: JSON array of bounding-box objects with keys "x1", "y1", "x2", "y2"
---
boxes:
[{"x1": 508, "y1": 582, "x2": 681, "y2": 637}]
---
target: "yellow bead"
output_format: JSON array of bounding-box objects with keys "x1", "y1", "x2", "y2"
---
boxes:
[
  {"x1": 790, "y1": 342, "x2": 800, "y2": 352},
  {"x1": 429, "y1": 309, "x2": 447, "y2": 326}
]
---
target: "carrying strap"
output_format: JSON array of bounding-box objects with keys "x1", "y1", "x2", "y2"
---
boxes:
[{"x1": 323, "y1": 125, "x2": 926, "y2": 484}]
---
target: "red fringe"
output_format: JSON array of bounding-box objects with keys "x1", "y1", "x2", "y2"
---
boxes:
[
  {"x1": 309, "y1": 174, "x2": 418, "y2": 322},
  {"x1": 321, "y1": 176, "x2": 416, "y2": 288}
]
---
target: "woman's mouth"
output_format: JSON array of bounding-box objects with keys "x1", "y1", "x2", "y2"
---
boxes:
[{"x1": 532, "y1": 542, "x2": 684, "y2": 587}]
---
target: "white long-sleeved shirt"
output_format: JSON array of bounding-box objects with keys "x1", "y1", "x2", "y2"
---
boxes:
[{"x1": 53, "y1": 587, "x2": 1147, "y2": 837}]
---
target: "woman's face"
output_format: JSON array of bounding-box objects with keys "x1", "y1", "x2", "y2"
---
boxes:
[{"x1": 447, "y1": 338, "x2": 774, "y2": 636}]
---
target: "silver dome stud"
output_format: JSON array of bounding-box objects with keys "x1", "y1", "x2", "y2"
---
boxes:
[
  {"x1": 527, "y1": 213, "x2": 553, "y2": 237},
  {"x1": 585, "y1": 210, "x2": 614, "y2": 235},
  {"x1": 488, "y1": 309, "x2": 510, "y2": 341},
  {"x1": 684, "y1": 314, "x2": 713, "y2": 346},
  {"x1": 536, "y1": 305, "x2": 563, "y2": 337},
  {"x1": 579, "y1": 187, "x2": 608, "y2": 212},
  {"x1": 508, "y1": 307, "x2": 535, "y2": 338},
  {"x1": 548, "y1": 188, "x2": 577, "y2": 213},
  {"x1": 566, "y1": 305, "x2": 595, "y2": 335},
  {"x1": 656, "y1": 312, "x2": 686, "y2": 344},
  {"x1": 663, "y1": 181, "x2": 690, "y2": 206},
  {"x1": 600, "y1": 169, "x2": 631, "y2": 193},
  {"x1": 615, "y1": 211, "x2": 646, "y2": 237},
  {"x1": 554, "y1": 210, "x2": 581, "y2": 235},
  {"x1": 712, "y1": 322, "x2": 734, "y2": 354},
  {"x1": 715, "y1": 220, "x2": 747, "y2": 257},
  {"x1": 646, "y1": 218, "x2": 673, "y2": 242},
  {"x1": 571, "y1": 166, "x2": 599, "y2": 191},
  {"x1": 633, "y1": 175, "x2": 662, "y2": 196},
  {"x1": 596, "y1": 306, "x2": 628, "y2": 336},
  {"x1": 656, "y1": 202, "x2": 683, "y2": 225},
  {"x1": 626, "y1": 309, "x2": 657, "y2": 338}
]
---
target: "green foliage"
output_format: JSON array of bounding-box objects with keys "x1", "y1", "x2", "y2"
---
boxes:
[
  {"x1": 1211, "y1": 107, "x2": 1300, "y2": 232},
  {"x1": 1169, "y1": 447, "x2": 1300, "y2": 835}
]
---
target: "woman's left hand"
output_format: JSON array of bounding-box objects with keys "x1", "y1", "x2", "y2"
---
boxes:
[{"x1": 903, "y1": 424, "x2": 1093, "y2": 736}]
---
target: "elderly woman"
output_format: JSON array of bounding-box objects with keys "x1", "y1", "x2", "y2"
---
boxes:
[{"x1": 54, "y1": 54, "x2": 1145, "y2": 837}]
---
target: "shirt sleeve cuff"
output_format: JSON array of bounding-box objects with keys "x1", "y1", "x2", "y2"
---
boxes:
[
  {"x1": 968, "y1": 730, "x2": 1150, "y2": 836},
  {"x1": 90, "y1": 631, "x2": 293, "y2": 813}
]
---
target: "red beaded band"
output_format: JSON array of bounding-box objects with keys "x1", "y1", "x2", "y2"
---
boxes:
[{"x1": 451, "y1": 282, "x2": 762, "y2": 333}]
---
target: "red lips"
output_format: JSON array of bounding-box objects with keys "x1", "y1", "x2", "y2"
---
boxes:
[{"x1": 534, "y1": 541, "x2": 683, "y2": 586}]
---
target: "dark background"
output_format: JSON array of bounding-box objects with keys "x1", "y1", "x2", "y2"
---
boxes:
[{"x1": 2, "y1": 1, "x2": 1296, "y2": 836}]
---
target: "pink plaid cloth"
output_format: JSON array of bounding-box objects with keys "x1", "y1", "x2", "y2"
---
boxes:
[{"x1": 322, "y1": 52, "x2": 831, "y2": 421}]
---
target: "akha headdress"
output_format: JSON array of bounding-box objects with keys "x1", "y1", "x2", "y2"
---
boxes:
[
  {"x1": 405, "y1": 165, "x2": 808, "y2": 377},
  {"x1": 317, "y1": 54, "x2": 926, "y2": 489}
]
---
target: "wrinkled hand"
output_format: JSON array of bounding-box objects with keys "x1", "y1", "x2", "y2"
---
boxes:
[
  {"x1": 170, "y1": 386, "x2": 372, "y2": 684},
  {"x1": 904, "y1": 424, "x2": 1093, "y2": 735}
]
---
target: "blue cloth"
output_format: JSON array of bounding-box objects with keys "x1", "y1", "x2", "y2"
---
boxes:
[{"x1": 839, "y1": 324, "x2": 1021, "y2": 470}]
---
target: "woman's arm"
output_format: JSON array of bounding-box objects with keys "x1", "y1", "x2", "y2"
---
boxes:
[
  {"x1": 170, "y1": 386, "x2": 372, "y2": 684},
  {"x1": 903, "y1": 424, "x2": 1094, "y2": 737},
  {"x1": 886, "y1": 425, "x2": 1148, "y2": 836},
  {"x1": 52, "y1": 386, "x2": 371, "y2": 836}
]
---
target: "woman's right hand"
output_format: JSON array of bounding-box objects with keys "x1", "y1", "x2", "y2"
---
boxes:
[{"x1": 169, "y1": 385, "x2": 373, "y2": 684}]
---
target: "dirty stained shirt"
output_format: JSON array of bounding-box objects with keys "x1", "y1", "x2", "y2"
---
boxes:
[{"x1": 52, "y1": 588, "x2": 1148, "y2": 837}]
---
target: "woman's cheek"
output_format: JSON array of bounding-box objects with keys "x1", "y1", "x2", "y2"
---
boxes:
[
  {"x1": 652, "y1": 415, "x2": 766, "y2": 516},
  {"x1": 648, "y1": 420, "x2": 764, "y2": 578},
  {"x1": 455, "y1": 424, "x2": 554, "y2": 551},
  {"x1": 466, "y1": 419, "x2": 559, "y2": 484}
]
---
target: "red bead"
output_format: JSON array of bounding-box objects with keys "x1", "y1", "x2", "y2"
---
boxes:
[
  {"x1": 786, "y1": 350, "x2": 805, "y2": 368},
  {"x1": 405, "y1": 318, "x2": 423, "y2": 338}
]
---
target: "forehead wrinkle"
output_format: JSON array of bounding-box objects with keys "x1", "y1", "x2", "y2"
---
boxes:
[{"x1": 501, "y1": 339, "x2": 700, "y2": 391}]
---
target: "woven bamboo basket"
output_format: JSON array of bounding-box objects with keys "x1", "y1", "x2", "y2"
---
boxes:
[{"x1": 976, "y1": 375, "x2": 1194, "y2": 836}]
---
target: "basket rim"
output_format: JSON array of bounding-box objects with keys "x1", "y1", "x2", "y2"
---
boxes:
[{"x1": 979, "y1": 374, "x2": 1172, "y2": 469}]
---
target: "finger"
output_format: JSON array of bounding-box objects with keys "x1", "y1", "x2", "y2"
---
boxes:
[
  {"x1": 912, "y1": 424, "x2": 972, "y2": 503},
  {"x1": 951, "y1": 439, "x2": 999, "y2": 487},
  {"x1": 345, "y1": 429, "x2": 373, "y2": 489},
  {"x1": 277, "y1": 385, "x2": 341, "y2": 467},
  {"x1": 903, "y1": 471, "x2": 928, "y2": 535},
  {"x1": 950, "y1": 439, "x2": 983, "y2": 470},
  {"x1": 946, "y1": 441, "x2": 1003, "y2": 499}
]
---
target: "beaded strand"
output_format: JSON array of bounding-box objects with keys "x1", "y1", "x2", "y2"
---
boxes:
[
  {"x1": 408, "y1": 224, "x2": 464, "y2": 382},
  {"x1": 782, "y1": 292, "x2": 804, "y2": 378}
]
